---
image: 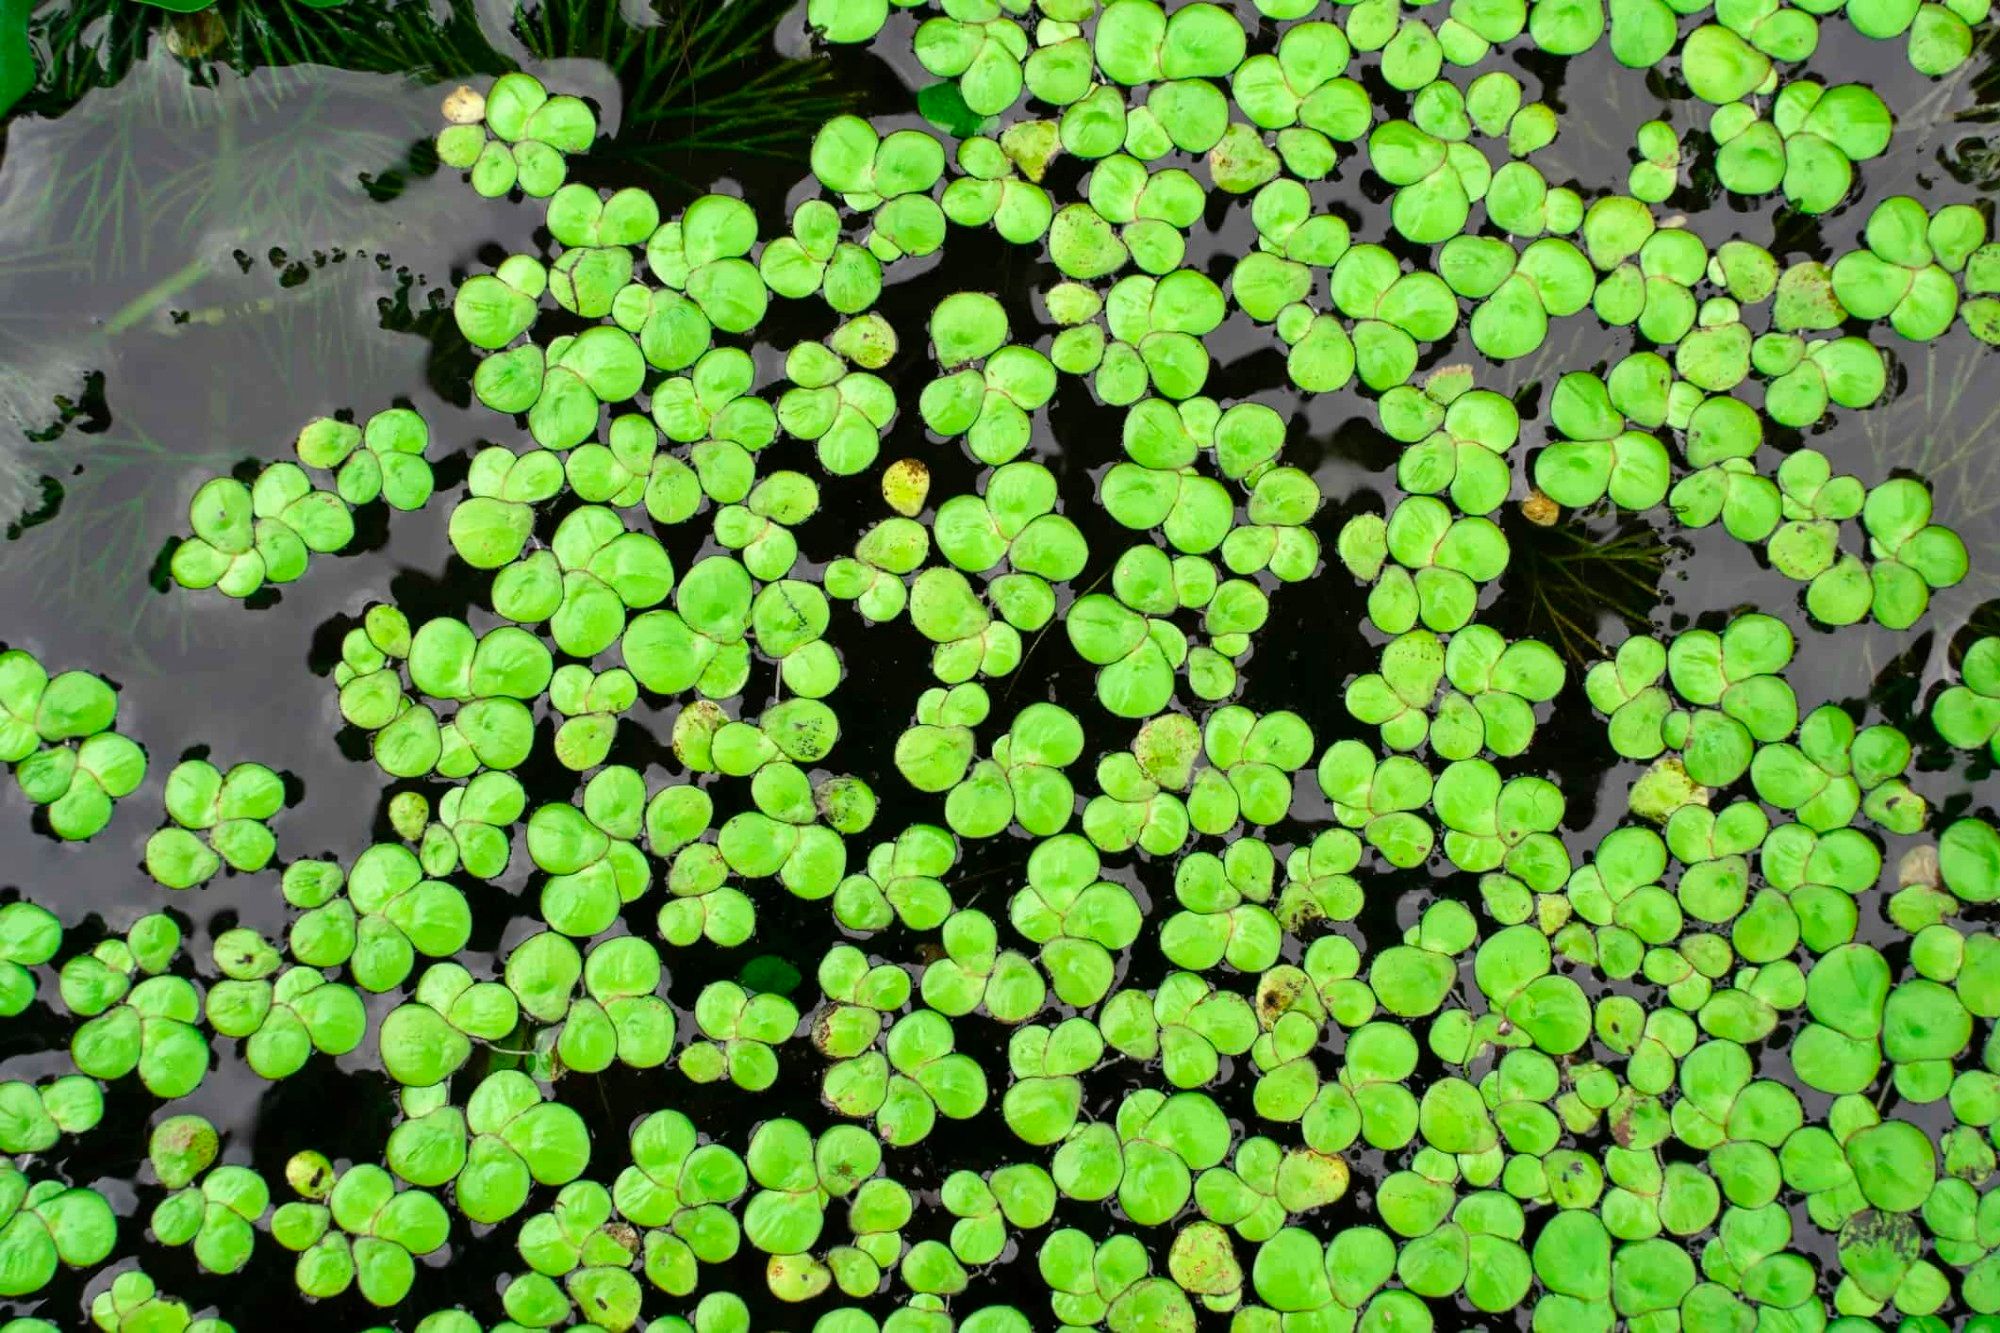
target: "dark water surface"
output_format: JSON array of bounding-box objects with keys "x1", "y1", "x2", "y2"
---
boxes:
[{"x1": 3, "y1": 0, "x2": 2000, "y2": 1326}]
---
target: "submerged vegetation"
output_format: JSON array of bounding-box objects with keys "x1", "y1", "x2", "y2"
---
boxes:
[
  {"x1": 4, "y1": 0, "x2": 2000, "y2": 1329},
  {"x1": 0, "y1": 0, "x2": 859, "y2": 640}
]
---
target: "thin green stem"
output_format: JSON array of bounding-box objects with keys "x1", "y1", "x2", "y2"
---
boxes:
[{"x1": 102, "y1": 257, "x2": 210, "y2": 337}]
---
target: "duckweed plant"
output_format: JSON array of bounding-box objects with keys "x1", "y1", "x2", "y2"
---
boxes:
[{"x1": 9, "y1": 0, "x2": 2000, "y2": 1327}]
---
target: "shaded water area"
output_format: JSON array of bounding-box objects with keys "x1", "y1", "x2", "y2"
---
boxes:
[{"x1": 3, "y1": 0, "x2": 2000, "y2": 1326}]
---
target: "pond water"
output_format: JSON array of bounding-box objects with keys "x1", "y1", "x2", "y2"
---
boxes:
[{"x1": 3, "y1": 0, "x2": 2000, "y2": 1327}]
